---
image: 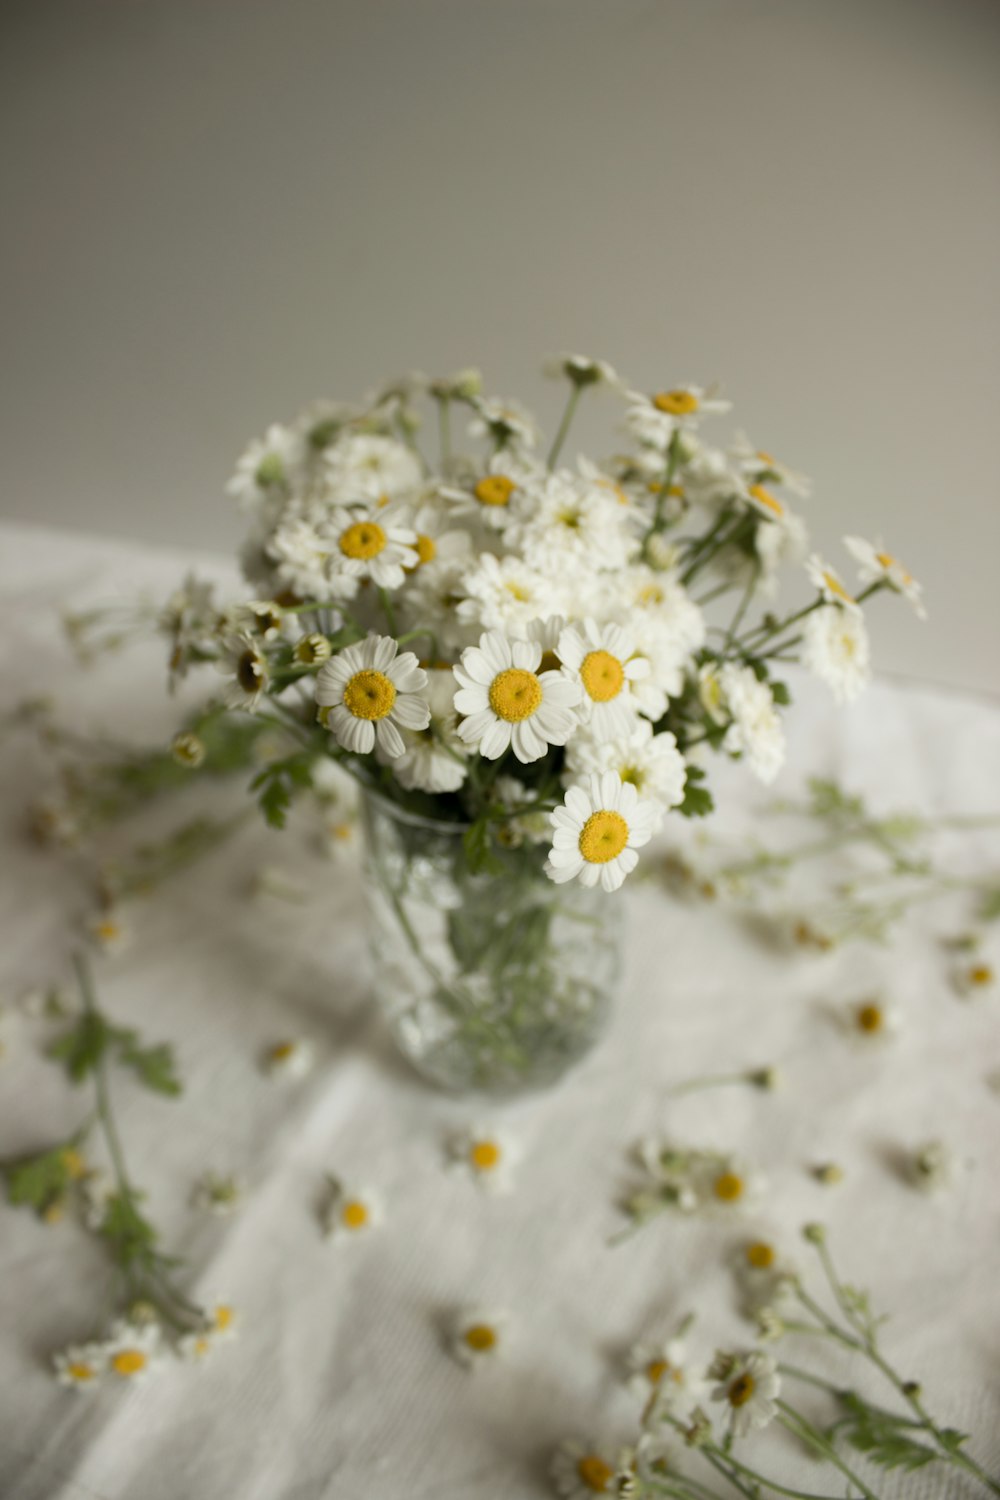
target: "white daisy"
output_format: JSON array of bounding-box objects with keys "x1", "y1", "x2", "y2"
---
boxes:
[
  {"x1": 101, "y1": 1318, "x2": 163, "y2": 1385},
  {"x1": 546, "y1": 773, "x2": 659, "y2": 892},
  {"x1": 692, "y1": 1155, "x2": 764, "y2": 1216},
  {"x1": 543, "y1": 352, "x2": 622, "y2": 389},
  {"x1": 448, "y1": 1124, "x2": 515, "y2": 1193},
  {"x1": 844, "y1": 535, "x2": 926, "y2": 617},
  {"x1": 466, "y1": 396, "x2": 539, "y2": 454},
  {"x1": 226, "y1": 423, "x2": 303, "y2": 508},
  {"x1": 551, "y1": 1439, "x2": 618, "y2": 1497},
  {"x1": 806, "y1": 554, "x2": 860, "y2": 611},
  {"x1": 447, "y1": 1307, "x2": 506, "y2": 1369},
  {"x1": 954, "y1": 959, "x2": 996, "y2": 998},
  {"x1": 736, "y1": 1239, "x2": 798, "y2": 1315},
  {"x1": 218, "y1": 631, "x2": 270, "y2": 712},
  {"x1": 383, "y1": 668, "x2": 468, "y2": 793},
  {"x1": 626, "y1": 385, "x2": 731, "y2": 448},
  {"x1": 557, "y1": 620, "x2": 648, "y2": 740},
  {"x1": 625, "y1": 1335, "x2": 705, "y2": 1415},
  {"x1": 455, "y1": 552, "x2": 561, "y2": 636},
  {"x1": 616, "y1": 566, "x2": 706, "y2": 655},
  {"x1": 453, "y1": 630, "x2": 581, "y2": 764},
  {"x1": 264, "y1": 512, "x2": 339, "y2": 601},
  {"x1": 443, "y1": 453, "x2": 540, "y2": 531},
  {"x1": 845, "y1": 998, "x2": 900, "y2": 1043},
  {"x1": 178, "y1": 1299, "x2": 240, "y2": 1362},
  {"x1": 730, "y1": 433, "x2": 812, "y2": 497},
  {"x1": 53, "y1": 1343, "x2": 105, "y2": 1391},
  {"x1": 624, "y1": 617, "x2": 691, "y2": 720},
  {"x1": 320, "y1": 1177, "x2": 382, "y2": 1242},
  {"x1": 325, "y1": 433, "x2": 423, "y2": 504},
  {"x1": 710, "y1": 1350, "x2": 780, "y2": 1438},
  {"x1": 910, "y1": 1139, "x2": 952, "y2": 1193},
  {"x1": 754, "y1": 505, "x2": 809, "y2": 593},
  {"x1": 564, "y1": 720, "x2": 686, "y2": 816},
  {"x1": 316, "y1": 634, "x2": 430, "y2": 758},
  {"x1": 263, "y1": 1038, "x2": 314, "y2": 1078},
  {"x1": 719, "y1": 665, "x2": 786, "y2": 784},
  {"x1": 802, "y1": 606, "x2": 871, "y2": 704},
  {"x1": 325, "y1": 506, "x2": 418, "y2": 594},
  {"x1": 507, "y1": 470, "x2": 635, "y2": 572}
]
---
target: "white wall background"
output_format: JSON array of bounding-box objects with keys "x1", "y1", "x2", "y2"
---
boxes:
[{"x1": 2, "y1": 0, "x2": 998, "y2": 692}]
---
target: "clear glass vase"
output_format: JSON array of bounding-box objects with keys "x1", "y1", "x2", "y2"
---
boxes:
[{"x1": 360, "y1": 792, "x2": 621, "y2": 1095}]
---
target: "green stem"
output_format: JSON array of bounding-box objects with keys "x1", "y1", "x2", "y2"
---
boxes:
[
  {"x1": 547, "y1": 383, "x2": 582, "y2": 469},
  {"x1": 379, "y1": 587, "x2": 398, "y2": 637},
  {"x1": 776, "y1": 1403, "x2": 881, "y2": 1500}
]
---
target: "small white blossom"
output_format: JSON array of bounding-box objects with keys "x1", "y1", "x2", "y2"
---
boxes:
[{"x1": 710, "y1": 1350, "x2": 780, "y2": 1437}]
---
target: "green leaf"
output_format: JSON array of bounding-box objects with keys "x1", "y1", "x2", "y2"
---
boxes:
[
  {"x1": 115, "y1": 1036, "x2": 182, "y2": 1097},
  {"x1": 251, "y1": 755, "x2": 314, "y2": 830},
  {"x1": 977, "y1": 886, "x2": 1000, "y2": 923},
  {"x1": 844, "y1": 1422, "x2": 938, "y2": 1472},
  {"x1": 48, "y1": 1011, "x2": 111, "y2": 1082},
  {"x1": 3, "y1": 1143, "x2": 76, "y2": 1215},
  {"x1": 98, "y1": 1190, "x2": 158, "y2": 1270},
  {"x1": 463, "y1": 816, "x2": 503, "y2": 875},
  {"x1": 770, "y1": 680, "x2": 791, "y2": 706},
  {"x1": 678, "y1": 766, "x2": 714, "y2": 820}
]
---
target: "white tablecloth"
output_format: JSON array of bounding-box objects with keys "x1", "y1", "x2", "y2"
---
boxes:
[{"x1": 1, "y1": 521, "x2": 998, "y2": 1499}]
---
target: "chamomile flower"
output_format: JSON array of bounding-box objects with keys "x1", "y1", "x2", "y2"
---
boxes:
[
  {"x1": 447, "y1": 1307, "x2": 506, "y2": 1369},
  {"x1": 736, "y1": 1239, "x2": 798, "y2": 1315},
  {"x1": 552, "y1": 1440, "x2": 619, "y2": 1497},
  {"x1": 709, "y1": 1350, "x2": 780, "y2": 1437},
  {"x1": 466, "y1": 396, "x2": 539, "y2": 454},
  {"x1": 448, "y1": 1124, "x2": 515, "y2": 1193},
  {"x1": 625, "y1": 1335, "x2": 703, "y2": 1414},
  {"x1": 324, "y1": 433, "x2": 423, "y2": 504},
  {"x1": 910, "y1": 1139, "x2": 953, "y2": 1192},
  {"x1": 508, "y1": 471, "x2": 635, "y2": 572},
  {"x1": 102, "y1": 1318, "x2": 163, "y2": 1385},
  {"x1": 845, "y1": 997, "x2": 900, "y2": 1043},
  {"x1": 557, "y1": 621, "x2": 648, "y2": 740},
  {"x1": 226, "y1": 423, "x2": 303, "y2": 508},
  {"x1": 694, "y1": 1155, "x2": 763, "y2": 1216},
  {"x1": 178, "y1": 1300, "x2": 239, "y2": 1362},
  {"x1": 617, "y1": 566, "x2": 706, "y2": 654},
  {"x1": 171, "y1": 731, "x2": 206, "y2": 768},
  {"x1": 564, "y1": 720, "x2": 686, "y2": 815},
  {"x1": 720, "y1": 665, "x2": 786, "y2": 784},
  {"x1": 443, "y1": 453, "x2": 540, "y2": 530},
  {"x1": 53, "y1": 1343, "x2": 106, "y2": 1391},
  {"x1": 730, "y1": 433, "x2": 812, "y2": 498},
  {"x1": 546, "y1": 773, "x2": 659, "y2": 892},
  {"x1": 802, "y1": 606, "x2": 871, "y2": 704},
  {"x1": 456, "y1": 552, "x2": 561, "y2": 636},
  {"x1": 264, "y1": 1038, "x2": 314, "y2": 1078},
  {"x1": 626, "y1": 386, "x2": 731, "y2": 449},
  {"x1": 87, "y1": 911, "x2": 129, "y2": 954},
  {"x1": 218, "y1": 631, "x2": 270, "y2": 712},
  {"x1": 325, "y1": 506, "x2": 418, "y2": 595},
  {"x1": 844, "y1": 535, "x2": 926, "y2": 618},
  {"x1": 316, "y1": 634, "x2": 430, "y2": 758},
  {"x1": 806, "y1": 554, "x2": 859, "y2": 611},
  {"x1": 320, "y1": 1177, "x2": 382, "y2": 1242},
  {"x1": 543, "y1": 352, "x2": 622, "y2": 389},
  {"x1": 453, "y1": 630, "x2": 581, "y2": 763},
  {"x1": 383, "y1": 668, "x2": 468, "y2": 793},
  {"x1": 954, "y1": 960, "x2": 996, "y2": 998}
]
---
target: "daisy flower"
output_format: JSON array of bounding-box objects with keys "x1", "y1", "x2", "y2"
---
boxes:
[
  {"x1": 263, "y1": 1038, "x2": 314, "y2": 1078},
  {"x1": 720, "y1": 665, "x2": 786, "y2": 784},
  {"x1": 226, "y1": 423, "x2": 303, "y2": 508},
  {"x1": 736, "y1": 1239, "x2": 798, "y2": 1315},
  {"x1": 384, "y1": 669, "x2": 468, "y2": 794},
  {"x1": 325, "y1": 506, "x2": 418, "y2": 594},
  {"x1": 709, "y1": 1350, "x2": 780, "y2": 1438},
  {"x1": 320, "y1": 1177, "x2": 382, "y2": 1242},
  {"x1": 455, "y1": 552, "x2": 561, "y2": 637},
  {"x1": 564, "y1": 720, "x2": 686, "y2": 815},
  {"x1": 101, "y1": 1318, "x2": 163, "y2": 1385},
  {"x1": 53, "y1": 1343, "x2": 105, "y2": 1391},
  {"x1": 453, "y1": 630, "x2": 581, "y2": 764},
  {"x1": 546, "y1": 772, "x2": 659, "y2": 892},
  {"x1": 626, "y1": 385, "x2": 731, "y2": 449},
  {"x1": 264, "y1": 512, "x2": 340, "y2": 601},
  {"x1": 806, "y1": 554, "x2": 860, "y2": 611},
  {"x1": 447, "y1": 1307, "x2": 506, "y2": 1369},
  {"x1": 316, "y1": 634, "x2": 430, "y2": 758},
  {"x1": 557, "y1": 620, "x2": 648, "y2": 740},
  {"x1": 730, "y1": 432, "x2": 812, "y2": 497},
  {"x1": 625, "y1": 1334, "x2": 704, "y2": 1414},
  {"x1": 448, "y1": 1124, "x2": 515, "y2": 1193},
  {"x1": 551, "y1": 1439, "x2": 618, "y2": 1497},
  {"x1": 443, "y1": 453, "x2": 541, "y2": 531},
  {"x1": 844, "y1": 535, "x2": 926, "y2": 618},
  {"x1": 845, "y1": 997, "x2": 900, "y2": 1043},
  {"x1": 543, "y1": 352, "x2": 622, "y2": 389},
  {"x1": 178, "y1": 1299, "x2": 240, "y2": 1363},
  {"x1": 954, "y1": 959, "x2": 995, "y2": 998},
  {"x1": 910, "y1": 1139, "x2": 952, "y2": 1193},
  {"x1": 693, "y1": 1155, "x2": 764, "y2": 1216},
  {"x1": 324, "y1": 433, "x2": 423, "y2": 504},
  {"x1": 466, "y1": 396, "x2": 539, "y2": 454},
  {"x1": 218, "y1": 631, "x2": 270, "y2": 712},
  {"x1": 802, "y1": 606, "x2": 871, "y2": 704},
  {"x1": 507, "y1": 471, "x2": 635, "y2": 572}
]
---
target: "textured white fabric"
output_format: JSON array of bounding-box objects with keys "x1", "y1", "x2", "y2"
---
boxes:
[{"x1": 1, "y1": 521, "x2": 998, "y2": 1500}]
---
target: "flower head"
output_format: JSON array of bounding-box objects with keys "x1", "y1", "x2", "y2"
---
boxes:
[
  {"x1": 316, "y1": 634, "x2": 429, "y2": 758},
  {"x1": 710, "y1": 1349, "x2": 780, "y2": 1437},
  {"x1": 546, "y1": 772, "x2": 659, "y2": 892},
  {"x1": 448, "y1": 1124, "x2": 515, "y2": 1193},
  {"x1": 557, "y1": 620, "x2": 648, "y2": 741},
  {"x1": 320, "y1": 1177, "x2": 382, "y2": 1242},
  {"x1": 447, "y1": 1307, "x2": 506, "y2": 1369},
  {"x1": 845, "y1": 535, "x2": 926, "y2": 618},
  {"x1": 802, "y1": 607, "x2": 871, "y2": 704},
  {"x1": 453, "y1": 630, "x2": 580, "y2": 764}
]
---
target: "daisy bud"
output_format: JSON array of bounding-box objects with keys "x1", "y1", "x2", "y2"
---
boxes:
[
  {"x1": 171, "y1": 732, "x2": 206, "y2": 768},
  {"x1": 294, "y1": 632, "x2": 333, "y2": 666},
  {"x1": 802, "y1": 1222, "x2": 826, "y2": 1245}
]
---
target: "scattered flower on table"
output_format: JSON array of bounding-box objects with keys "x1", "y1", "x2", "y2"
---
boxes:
[
  {"x1": 179, "y1": 1297, "x2": 240, "y2": 1362},
  {"x1": 625, "y1": 1333, "x2": 706, "y2": 1416},
  {"x1": 171, "y1": 730, "x2": 206, "y2": 768},
  {"x1": 448, "y1": 1124, "x2": 516, "y2": 1193},
  {"x1": 845, "y1": 997, "x2": 900, "y2": 1044},
  {"x1": 735, "y1": 1239, "x2": 797, "y2": 1316},
  {"x1": 192, "y1": 1170, "x2": 245, "y2": 1217},
  {"x1": 694, "y1": 1155, "x2": 764, "y2": 1217},
  {"x1": 53, "y1": 1343, "x2": 105, "y2": 1391},
  {"x1": 86, "y1": 910, "x2": 129, "y2": 954},
  {"x1": 954, "y1": 959, "x2": 995, "y2": 999},
  {"x1": 551, "y1": 1438, "x2": 619, "y2": 1498},
  {"x1": 709, "y1": 1349, "x2": 780, "y2": 1437},
  {"x1": 447, "y1": 1307, "x2": 506, "y2": 1369},
  {"x1": 264, "y1": 1038, "x2": 314, "y2": 1078},
  {"x1": 810, "y1": 1161, "x2": 845, "y2": 1187},
  {"x1": 101, "y1": 1317, "x2": 163, "y2": 1384},
  {"x1": 320, "y1": 1176, "x2": 381, "y2": 1242},
  {"x1": 909, "y1": 1139, "x2": 952, "y2": 1193}
]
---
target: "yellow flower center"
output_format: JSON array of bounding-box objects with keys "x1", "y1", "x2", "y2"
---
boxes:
[
  {"x1": 580, "y1": 650, "x2": 625, "y2": 703},
  {"x1": 856, "y1": 1003, "x2": 883, "y2": 1033},
  {"x1": 637, "y1": 583, "x2": 665, "y2": 606},
  {"x1": 746, "y1": 1241, "x2": 775, "y2": 1270},
  {"x1": 876, "y1": 550, "x2": 913, "y2": 584},
  {"x1": 728, "y1": 1372, "x2": 756, "y2": 1407},
  {"x1": 414, "y1": 533, "x2": 437, "y2": 565},
  {"x1": 646, "y1": 1358, "x2": 668, "y2": 1385},
  {"x1": 619, "y1": 763, "x2": 643, "y2": 789},
  {"x1": 822, "y1": 570, "x2": 856, "y2": 606},
  {"x1": 213, "y1": 1305, "x2": 234, "y2": 1331},
  {"x1": 341, "y1": 1200, "x2": 369, "y2": 1230},
  {"x1": 43, "y1": 1200, "x2": 65, "y2": 1225},
  {"x1": 488, "y1": 668, "x2": 542, "y2": 722},
  {"x1": 756, "y1": 449, "x2": 776, "y2": 465},
  {"x1": 463, "y1": 1323, "x2": 497, "y2": 1352},
  {"x1": 192, "y1": 1336, "x2": 211, "y2": 1358},
  {"x1": 270, "y1": 1042, "x2": 295, "y2": 1062},
  {"x1": 748, "y1": 483, "x2": 785, "y2": 518},
  {"x1": 237, "y1": 650, "x2": 265, "y2": 693},
  {"x1": 61, "y1": 1148, "x2": 87, "y2": 1180},
  {"x1": 713, "y1": 1171, "x2": 745, "y2": 1202},
  {"x1": 339, "y1": 521, "x2": 387, "y2": 560},
  {"x1": 111, "y1": 1349, "x2": 148, "y2": 1378},
  {"x1": 343, "y1": 669, "x2": 397, "y2": 721},
  {"x1": 969, "y1": 964, "x2": 994, "y2": 986},
  {"x1": 470, "y1": 1140, "x2": 501, "y2": 1171},
  {"x1": 653, "y1": 389, "x2": 699, "y2": 416},
  {"x1": 67, "y1": 1361, "x2": 97, "y2": 1382},
  {"x1": 474, "y1": 474, "x2": 515, "y2": 507},
  {"x1": 577, "y1": 1455, "x2": 613, "y2": 1492},
  {"x1": 579, "y1": 810, "x2": 629, "y2": 864}
]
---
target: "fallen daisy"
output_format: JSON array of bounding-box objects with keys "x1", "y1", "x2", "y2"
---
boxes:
[
  {"x1": 263, "y1": 1038, "x2": 314, "y2": 1078},
  {"x1": 447, "y1": 1307, "x2": 506, "y2": 1370},
  {"x1": 844, "y1": 997, "x2": 900, "y2": 1044},
  {"x1": 709, "y1": 1349, "x2": 780, "y2": 1438},
  {"x1": 53, "y1": 1342, "x2": 105, "y2": 1392},
  {"x1": 320, "y1": 1176, "x2": 382, "y2": 1242},
  {"x1": 178, "y1": 1297, "x2": 240, "y2": 1362},
  {"x1": 551, "y1": 1438, "x2": 619, "y2": 1498},
  {"x1": 448, "y1": 1124, "x2": 515, "y2": 1193}
]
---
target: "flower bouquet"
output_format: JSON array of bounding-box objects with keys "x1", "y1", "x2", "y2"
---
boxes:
[{"x1": 162, "y1": 356, "x2": 922, "y2": 1093}]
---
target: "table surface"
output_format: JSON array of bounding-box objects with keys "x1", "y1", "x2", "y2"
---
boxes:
[{"x1": 1, "y1": 521, "x2": 999, "y2": 1500}]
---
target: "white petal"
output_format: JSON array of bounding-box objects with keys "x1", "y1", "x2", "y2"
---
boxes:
[
  {"x1": 479, "y1": 719, "x2": 512, "y2": 759},
  {"x1": 375, "y1": 717, "x2": 405, "y2": 758},
  {"x1": 600, "y1": 860, "x2": 627, "y2": 892},
  {"x1": 392, "y1": 693, "x2": 431, "y2": 730},
  {"x1": 511, "y1": 718, "x2": 545, "y2": 763}
]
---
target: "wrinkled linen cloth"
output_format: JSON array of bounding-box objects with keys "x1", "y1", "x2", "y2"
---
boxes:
[{"x1": 1, "y1": 520, "x2": 998, "y2": 1500}]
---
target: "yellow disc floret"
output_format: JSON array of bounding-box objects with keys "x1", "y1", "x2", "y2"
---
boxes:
[
  {"x1": 463, "y1": 1323, "x2": 497, "y2": 1352},
  {"x1": 414, "y1": 533, "x2": 437, "y2": 565},
  {"x1": 653, "y1": 389, "x2": 699, "y2": 416},
  {"x1": 577, "y1": 1454, "x2": 614, "y2": 1492},
  {"x1": 748, "y1": 484, "x2": 785, "y2": 518},
  {"x1": 470, "y1": 1140, "x2": 501, "y2": 1171},
  {"x1": 111, "y1": 1349, "x2": 148, "y2": 1378},
  {"x1": 746, "y1": 1241, "x2": 775, "y2": 1270},
  {"x1": 578, "y1": 810, "x2": 629, "y2": 864},
  {"x1": 488, "y1": 668, "x2": 542, "y2": 722},
  {"x1": 822, "y1": 570, "x2": 856, "y2": 606},
  {"x1": 713, "y1": 1171, "x2": 744, "y2": 1202},
  {"x1": 339, "y1": 521, "x2": 387, "y2": 560},
  {"x1": 474, "y1": 474, "x2": 515, "y2": 507},
  {"x1": 341, "y1": 1200, "x2": 369, "y2": 1230},
  {"x1": 343, "y1": 669, "x2": 397, "y2": 721},
  {"x1": 580, "y1": 649, "x2": 625, "y2": 703},
  {"x1": 728, "y1": 1372, "x2": 756, "y2": 1407}
]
